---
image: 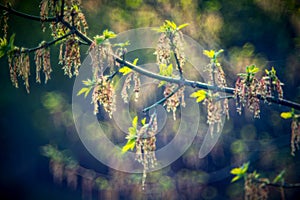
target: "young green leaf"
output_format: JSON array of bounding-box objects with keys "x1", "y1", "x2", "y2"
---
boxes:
[
  {"x1": 166, "y1": 63, "x2": 173, "y2": 76},
  {"x1": 231, "y1": 175, "x2": 242, "y2": 183},
  {"x1": 132, "y1": 58, "x2": 139, "y2": 66},
  {"x1": 272, "y1": 170, "x2": 285, "y2": 183},
  {"x1": 203, "y1": 50, "x2": 215, "y2": 59},
  {"x1": 246, "y1": 65, "x2": 259, "y2": 74},
  {"x1": 132, "y1": 116, "x2": 138, "y2": 128},
  {"x1": 119, "y1": 67, "x2": 132, "y2": 75},
  {"x1": 0, "y1": 37, "x2": 7, "y2": 58},
  {"x1": 77, "y1": 87, "x2": 92, "y2": 98},
  {"x1": 103, "y1": 29, "x2": 116, "y2": 39},
  {"x1": 141, "y1": 117, "x2": 146, "y2": 126},
  {"x1": 122, "y1": 139, "x2": 136, "y2": 153},
  {"x1": 165, "y1": 20, "x2": 177, "y2": 30},
  {"x1": 280, "y1": 111, "x2": 293, "y2": 119},
  {"x1": 190, "y1": 90, "x2": 207, "y2": 103},
  {"x1": 230, "y1": 162, "x2": 249, "y2": 176},
  {"x1": 94, "y1": 35, "x2": 105, "y2": 45},
  {"x1": 82, "y1": 79, "x2": 94, "y2": 87},
  {"x1": 177, "y1": 23, "x2": 189, "y2": 30}
]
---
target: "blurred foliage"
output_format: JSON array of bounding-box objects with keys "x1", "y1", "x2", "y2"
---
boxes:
[{"x1": 0, "y1": 0, "x2": 300, "y2": 199}]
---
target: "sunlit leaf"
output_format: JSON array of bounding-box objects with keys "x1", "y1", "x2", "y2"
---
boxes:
[
  {"x1": 190, "y1": 90, "x2": 207, "y2": 103},
  {"x1": 230, "y1": 162, "x2": 249, "y2": 175},
  {"x1": 82, "y1": 79, "x2": 94, "y2": 86},
  {"x1": 165, "y1": 20, "x2": 177, "y2": 30},
  {"x1": 246, "y1": 65, "x2": 259, "y2": 74},
  {"x1": 215, "y1": 49, "x2": 224, "y2": 57},
  {"x1": 119, "y1": 67, "x2": 132, "y2": 75},
  {"x1": 0, "y1": 37, "x2": 7, "y2": 58},
  {"x1": 122, "y1": 139, "x2": 135, "y2": 153},
  {"x1": 166, "y1": 63, "x2": 173, "y2": 76},
  {"x1": 141, "y1": 117, "x2": 146, "y2": 126},
  {"x1": 230, "y1": 167, "x2": 243, "y2": 175},
  {"x1": 132, "y1": 58, "x2": 139, "y2": 66},
  {"x1": 94, "y1": 35, "x2": 105, "y2": 45},
  {"x1": 177, "y1": 23, "x2": 189, "y2": 30},
  {"x1": 77, "y1": 87, "x2": 91, "y2": 98},
  {"x1": 241, "y1": 162, "x2": 250, "y2": 174},
  {"x1": 231, "y1": 175, "x2": 241, "y2": 183},
  {"x1": 8, "y1": 34, "x2": 15, "y2": 51},
  {"x1": 273, "y1": 170, "x2": 285, "y2": 183},
  {"x1": 128, "y1": 127, "x2": 136, "y2": 137},
  {"x1": 103, "y1": 29, "x2": 116, "y2": 39},
  {"x1": 280, "y1": 112, "x2": 293, "y2": 119},
  {"x1": 132, "y1": 116, "x2": 138, "y2": 129},
  {"x1": 203, "y1": 50, "x2": 215, "y2": 59}
]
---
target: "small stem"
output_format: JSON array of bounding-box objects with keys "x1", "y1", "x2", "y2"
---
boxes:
[
  {"x1": 60, "y1": 18, "x2": 93, "y2": 44},
  {"x1": 0, "y1": 3, "x2": 56, "y2": 22},
  {"x1": 107, "y1": 70, "x2": 119, "y2": 80},
  {"x1": 215, "y1": 95, "x2": 234, "y2": 101},
  {"x1": 254, "y1": 179, "x2": 300, "y2": 189},
  {"x1": 21, "y1": 31, "x2": 73, "y2": 53},
  {"x1": 174, "y1": 51, "x2": 183, "y2": 78},
  {"x1": 143, "y1": 85, "x2": 182, "y2": 113}
]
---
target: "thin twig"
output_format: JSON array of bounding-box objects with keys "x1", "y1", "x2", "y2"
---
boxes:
[
  {"x1": 143, "y1": 85, "x2": 182, "y2": 113},
  {"x1": 255, "y1": 179, "x2": 300, "y2": 189},
  {"x1": 21, "y1": 31, "x2": 73, "y2": 53},
  {"x1": 0, "y1": 3, "x2": 56, "y2": 22}
]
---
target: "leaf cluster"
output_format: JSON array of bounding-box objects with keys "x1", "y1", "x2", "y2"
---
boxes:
[
  {"x1": 190, "y1": 89, "x2": 207, "y2": 103},
  {"x1": 122, "y1": 116, "x2": 146, "y2": 153},
  {"x1": 155, "y1": 20, "x2": 189, "y2": 33},
  {"x1": 0, "y1": 34, "x2": 16, "y2": 58},
  {"x1": 94, "y1": 29, "x2": 116, "y2": 45}
]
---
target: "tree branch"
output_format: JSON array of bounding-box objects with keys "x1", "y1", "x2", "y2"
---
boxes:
[
  {"x1": 21, "y1": 31, "x2": 73, "y2": 53},
  {"x1": 0, "y1": 3, "x2": 56, "y2": 22},
  {"x1": 2, "y1": 3, "x2": 300, "y2": 112},
  {"x1": 255, "y1": 179, "x2": 300, "y2": 189},
  {"x1": 142, "y1": 85, "x2": 183, "y2": 113}
]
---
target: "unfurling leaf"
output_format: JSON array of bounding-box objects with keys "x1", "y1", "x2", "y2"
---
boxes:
[
  {"x1": 190, "y1": 90, "x2": 207, "y2": 103},
  {"x1": 230, "y1": 162, "x2": 250, "y2": 182},
  {"x1": 280, "y1": 111, "x2": 293, "y2": 119},
  {"x1": 132, "y1": 58, "x2": 139, "y2": 65},
  {"x1": 122, "y1": 116, "x2": 139, "y2": 154},
  {"x1": 177, "y1": 23, "x2": 189, "y2": 30},
  {"x1": 132, "y1": 116, "x2": 138, "y2": 128},
  {"x1": 77, "y1": 87, "x2": 92, "y2": 98},
  {"x1": 246, "y1": 64, "x2": 259, "y2": 74},
  {"x1": 141, "y1": 117, "x2": 146, "y2": 126},
  {"x1": 0, "y1": 37, "x2": 7, "y2": 58},
  {"x1": 119, "y1": 58, "x2": 138, "y2": 75},
  {"x1": 272, "y1": 170, "x2": 285, "y2": 183},
  {"x1": 203, "y1": 50, "x2": 215, "y2": 59},
  {"x1": 231, "y1": 162, "x2": 249, "y2": 175},
  {"x1": 122, "y1": 139, "x2": 135, "y2": 153},
  {"x1": 231, "y1": 175, "x2": 241, "y2": 183},
  {"x1": 103, "y1": 29, "x2": 116, "y2": 39},
  {"x1": 119, "y1": 67, "x2": 132, "y2": 75},
  {"x1": 165, "y1": 20, "x2": 177, "y2": 30}
]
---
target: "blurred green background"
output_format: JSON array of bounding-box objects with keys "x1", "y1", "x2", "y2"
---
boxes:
[{"x1": 0, "y1": 0, "x2": 300, "y2": 199}]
